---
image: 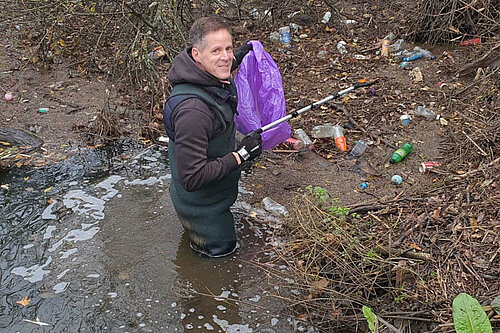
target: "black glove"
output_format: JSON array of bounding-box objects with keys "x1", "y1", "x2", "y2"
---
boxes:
[
  {"x1": 231, "y1": 42, "x2": 253, "y2": 71},
  {"x1": 236, "y1": 131, "x2": 262, "y2": 162}
]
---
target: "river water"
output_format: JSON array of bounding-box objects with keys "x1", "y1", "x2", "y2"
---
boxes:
[{"x1": 0, "y1": 141, "x2": 316, "y2": 332}]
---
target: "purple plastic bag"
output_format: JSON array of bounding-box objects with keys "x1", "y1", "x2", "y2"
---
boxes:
[{"x1": 234, "y1": 41, "x2": 290, "y2": 150}]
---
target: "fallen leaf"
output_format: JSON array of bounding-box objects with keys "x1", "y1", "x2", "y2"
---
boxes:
[
  {"x1": 469, "y1": 217, "x2": 478, "y2": 232},
  {"x1": 44, "y1": 187, "x2": 52, "y2": 193},
  {"x1": 409, "y1": 243, "x2": 422, "y2": 251},
  {"x1": 16, "y1": 296, "x2": 30, "y2": 306},
  {"x1": 431, "y1": 207, "x2": 441, "y2": 220},
  {"x1": 311, "y1": 278, "x2": 329, "y2": 292}
]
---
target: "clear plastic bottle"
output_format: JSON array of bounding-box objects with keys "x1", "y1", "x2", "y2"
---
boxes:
[
  {"x1": 293, "y1": 129, "x2": 313, "y2": 148},
  {"x1": 332, "y1": 125, "x2": 347, "y2": 151},
  {"x1": 413, "y1": 46, "x2": 435, "y2": 59},
  {"x1": 262, "y1": 197, "x2": 288, "y2": 217},
  {"x1": 310, "y1": 124, "x2": 336, "y2": 138},
  {"x1": 414, "y1": 105, "x2": 437, "y2": 120},
  {"x1": 389, "y1": 39, "x2": 405, "y2": 53},
  {"x1": 279, "y1": 26, "x2": 291, "y2": 48},
  {"x1": 381, "y1": 33, "x2": 394, "y2": 57},
  {"x1": 347, "y1": 140, "x2": 368, "y2": 159}
]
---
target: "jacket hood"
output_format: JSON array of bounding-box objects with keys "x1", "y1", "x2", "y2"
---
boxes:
[{"x1": 168, "y1": 48, "x2": 225, "y2": 87}]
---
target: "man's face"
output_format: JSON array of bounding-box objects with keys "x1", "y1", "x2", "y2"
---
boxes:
[{"x1": 192, "y1": 29, "x2": 233, "y2": 80}]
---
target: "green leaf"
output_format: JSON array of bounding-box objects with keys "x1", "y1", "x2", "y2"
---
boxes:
[
  {"x1": 362, "y1": 305, "x2": 377, "y2": 332},
  {"x1": 492, "y1": 296, "x2": 500, "y2": 315},
  {"x1": 452, "y1": 293, "x2": 492, "y2": 333}
]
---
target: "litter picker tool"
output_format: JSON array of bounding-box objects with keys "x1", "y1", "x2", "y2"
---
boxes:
[{"x1": 254, "y1": 79, "x2": 378, "y2": 135}]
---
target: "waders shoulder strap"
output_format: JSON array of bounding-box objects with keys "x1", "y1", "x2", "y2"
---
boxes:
[{"x1": 163, "y1": 83, "x2": 227, "y2": 141}]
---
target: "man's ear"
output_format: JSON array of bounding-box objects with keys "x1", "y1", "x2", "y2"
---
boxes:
[{"x1": 191, "y1": 47, "x2": 200, "y2": 63}]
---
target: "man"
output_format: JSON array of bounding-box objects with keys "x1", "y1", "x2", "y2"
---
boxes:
[{"x1": 163, "y1": 16, "x2": 262, "y2": 257}]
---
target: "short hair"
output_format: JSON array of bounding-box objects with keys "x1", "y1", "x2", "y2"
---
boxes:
[{"x1": 188, "y1": 16, "x2": 231, "y2": 50}]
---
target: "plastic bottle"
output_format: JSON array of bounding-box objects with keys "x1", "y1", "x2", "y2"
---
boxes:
[
  {"x1": 402, "y1": 53, "x2": 422, "y2": 62},
  {"x1": 310, "y1": 124, "x2": 336, "y2": 138},
  {"x1": 347, "y1": 140, "x2": 368, "y2": 159},
  {"x1": 390, "y1": 143, "x2": 413, "y2": 164},
  {"x1": 284, "y1": 138, "x2": 304, "y2": 150},
  {"x1": 262, "y1": 197, "x2": 288, "y2": 217},
  {"x1": 293, "y1": 129, "x2": 313, "y2": 148},
  {"x1": 389, "y1": 39, "x2": 405, "y2": 53},
  {"x1": 279, "y1": 26, "x2": 291, "y2": 48},
  {"x1": 269, "y1": 31, "x2": 280, "y2": 43},
  {"x1": 332, "y1": 125, "x2": 347, "y2": 151},
  {"x1": 381, "y1": 33, "x2": 394, "y2": 57},
  {"x1": 414, "y1": 105, "x2": 437, "y2": 120},
  {"x1": 413, "y1": 46, "x2": 435, "y2": 59},
  {"x1": 399, "y1": 61, "x2": 413, "y2": 70}
]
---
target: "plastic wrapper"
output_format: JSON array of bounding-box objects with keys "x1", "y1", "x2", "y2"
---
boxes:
[{"x1": 234, "y1": 41, "x2": 290, "y2": 150}]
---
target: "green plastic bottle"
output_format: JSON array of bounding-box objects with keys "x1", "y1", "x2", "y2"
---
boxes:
[{"x1": 390, "y1": 143, "x2": 413, "y2": 164}]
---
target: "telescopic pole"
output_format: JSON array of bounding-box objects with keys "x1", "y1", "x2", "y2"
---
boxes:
[{"x1": 255, "y1": 79, "x2": 378, "y2": 134}]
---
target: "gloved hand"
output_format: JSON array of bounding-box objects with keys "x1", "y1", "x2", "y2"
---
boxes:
[
  {"x1": 236, "y1": 131, "x2": 262, "y2": 162},
  {"x1": 231, "y1": 42, "x2": 253, "y2": 71}
]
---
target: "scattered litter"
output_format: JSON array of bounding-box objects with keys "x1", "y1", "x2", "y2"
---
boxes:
[
  {"x1": 400, "y1": 61, "x2": 413, "y2": 70},
  {"x1": 391, "y1": 174, "x2": 403, "y2": 185},
  {"x1": 269, "y1": 31, "x2": 280, "y2": 43},
  {"x1": 460, "y1": 38, "x2": 481, "y2": 46},
  {"x1": 262, "y1": 197, "x2": 288, "y2": 217},
  {"x1": 292, "y1": 129, "x2": 312, "y2": 149},
  {"x1": 414, "y1": 105, "x2": 438, "y2": 120},
  {"x1": 381, "y1": 33, "x2": 394, "y2": 57},
  {"x1": 4, "y1": 92, "x2": 13, "y2": 101},
  {"x1": 413, "y1": 46, "x2": 435, "y2": 59},
  {"x1": 400, "y1": 114, "x2": 411, "y2": 125},
  {"x1": 343, "y1": 20, "x2": 357, "y2": 25},
  {"x1": 402, "y1": 53, "x2": 422, "y2": 62},
  {"x1": 289, "y1": 23, "x2": 301, "y2": 33},
  {"x1": 278, "y1": 26, "x2": 291, "y2": 48},
  {"x1": 284, "y1": 137, "x2": 304, "y2": 150},
  {"x1": 419, "y1": 162, "x2": 441, "y2": 173},
  {"x1": 22, "y1": 317, "x2": 51, "y2": 327},
  {"x1": 410, "y1": 67, "x2": 423, "y2": 82},
  {"x1": 332, "y1": 125, "x2": 347, "y2": 151},
  {"x1": 347, "y1": 140, "x2": 368, "y2": 159},
  {"x1": 390, "y1": 143, "x2": 413, "y2": 164},
  {"x1": 157, "y1": 136, "x2": 169, "y2": 143},
  {"x1": 336, "y1": 41, "x2": 347, "y2": 55},
  {"x1": 321, "y1": 12, "x2": 331, "y2": 24},
  {"x1": 148, "y1": 46, "x2": 166, "y2": 60},
  {"x1": 360, "y1": 182, "x2": 368, "y2": 189},
  {"x1": 38, "y1": 108, "x2": 49, "y2": 113}
]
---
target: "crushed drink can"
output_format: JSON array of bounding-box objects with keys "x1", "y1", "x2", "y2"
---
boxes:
[
  {"x1": 419, "y1": 161, "x2": 441, "y2": 173},
  {"x1": 284, "y1": 138, "x2": 304, "y2": 150}
]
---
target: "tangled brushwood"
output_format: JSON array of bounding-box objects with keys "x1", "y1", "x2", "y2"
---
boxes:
[{"x1": 406, "y1": 0, "x2": 500, "y2": 45}]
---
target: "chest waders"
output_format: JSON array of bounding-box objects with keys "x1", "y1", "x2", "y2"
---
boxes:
[{"x1": 164, "y1": 83, "x2": 240, "y2": 257}]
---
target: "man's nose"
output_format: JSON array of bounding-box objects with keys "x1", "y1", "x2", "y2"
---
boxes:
[{"x1": 221, "y1": 50, "x2": 231, "y2": 60}]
